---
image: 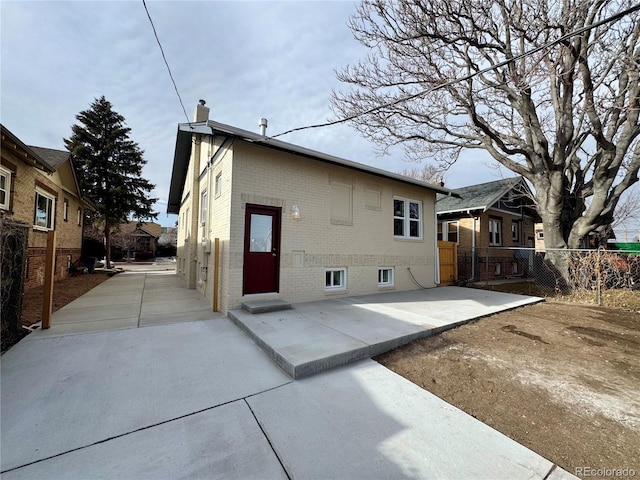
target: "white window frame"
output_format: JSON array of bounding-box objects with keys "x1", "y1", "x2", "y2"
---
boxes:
[
  {"x1": 325, "y1": 268, "x2": 346, "y2": 291},
  {"x1": 63, "y1": 199, "x2": 69, "y2": 222},
  {"x1": 511, "y1": 221, "x2": 519, "y2": 243},
  {"x1": 34, "y1": 188, "x2": 56, "y2": 231},
  {"x1": 77, "y1": 207, "x2": 82, "y2": 226},
  {"x1": 378, "y1": 267, "x2": 394, "y2": 287},
  {"x1": 489, "y1": 218, "x2": 502, "y2": 246},
  {"x1": 438, "y1": 220, "x2": 459, "y2": 243},
  {"x1": 0, "y1": 165, "x2": 11, "y2": 210},
  {"x1": 215, "y1": 172, "x2": 222, "y2": 198},
  {"x1": 200, "y1": 189, "x2": 208, "y2": 225},
  {"x1": 393, "y1": 197, "x2": 422, "y2": 239}
]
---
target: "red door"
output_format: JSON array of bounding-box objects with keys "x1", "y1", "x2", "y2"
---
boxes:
[{"x1": 243, "y1": 204, "x2": 281, "y2": 294}]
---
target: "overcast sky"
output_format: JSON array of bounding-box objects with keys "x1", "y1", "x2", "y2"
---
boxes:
[{"x1": 1, "y1": 1, "x2": 637, "y2": 239}]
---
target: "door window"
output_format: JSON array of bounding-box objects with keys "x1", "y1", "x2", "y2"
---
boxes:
[{"x1": 249, "y1": 214, "x2": 272, "y2": 252}]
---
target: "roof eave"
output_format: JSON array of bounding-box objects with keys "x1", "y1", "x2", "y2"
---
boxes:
[
  {"x1": 202, "y1": 120, "x2": 461, "y2": 198},
  {"x1": 1, "y1": 125, "x2": 55, "y2": 173}
]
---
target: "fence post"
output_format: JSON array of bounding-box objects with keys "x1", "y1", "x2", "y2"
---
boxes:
[
  {"x1": 212, "y1": 238, "x2": 220, "y2": 312},
  {"x1": 596, "y1": 248, "x2": 602, "y2": 306},
  {"x1": 485, "y1": 248, "x2": 489, "y2": 287},
  {"x1": 42, "y1": 230, "x2": 56, "y2": 329}
]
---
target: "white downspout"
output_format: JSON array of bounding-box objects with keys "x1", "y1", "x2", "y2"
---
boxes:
[
  {"x1": 471, "y1": 212, "x2": 477, "y2": 280},
  {"x1": 434, "y1": 202, "x2": 440, "y2": 285}
]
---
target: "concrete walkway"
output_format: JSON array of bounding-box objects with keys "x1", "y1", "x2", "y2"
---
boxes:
[
  {"x1": 1, "y1": 273, "x2": 577, "y2": 479},
  {"x1": 29, "y1": 271, "x2": 224, "y2": 338}
]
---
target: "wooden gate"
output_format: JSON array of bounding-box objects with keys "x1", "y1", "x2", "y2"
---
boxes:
[{"x1": 438, "y1": 241, "x2": 457, "y2": 286}]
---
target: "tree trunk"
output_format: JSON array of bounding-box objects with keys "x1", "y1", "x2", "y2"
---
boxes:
[
  {"x1": 104, "y1": 221, "x2": 111, "y2": 270},
  {"x1": 533, "y1": 173, "x2": 571, "y2": 289}
]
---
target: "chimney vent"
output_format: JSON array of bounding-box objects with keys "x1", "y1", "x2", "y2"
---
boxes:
[
  {"x1": 193, "y1": 100, "x2": 210, "y2": 123},
  {"x1": 259, "y1": 118, "x2": 268, "y2": 136}
]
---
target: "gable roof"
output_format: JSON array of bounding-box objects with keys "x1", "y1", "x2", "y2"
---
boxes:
[
  {"x1": 118, "y1": 221, "x2": 162, "y2": 238},
  {"x1": 436, "y1": 177, "x2": 529, "y2": 214},
  {"x1": 168, "y1": 120, "x2": 460, "y2": 214},
  {"x1": 29, "y1": 146, "x2": 70, "y2": 171}
]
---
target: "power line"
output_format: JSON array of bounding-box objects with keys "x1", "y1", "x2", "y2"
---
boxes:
[
  {"x1": 272, "y1": 3, "x2": 640, "y2": 139},
  {"x1": 142, "y1": 0, "x2": 191, "y2": 126}
]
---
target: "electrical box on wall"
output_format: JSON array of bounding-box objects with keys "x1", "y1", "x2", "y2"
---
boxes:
[{"x1": 202, "y1": 238, "x2": 211, "y2": 253}]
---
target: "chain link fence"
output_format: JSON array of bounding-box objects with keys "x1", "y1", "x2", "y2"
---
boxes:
[{"x1": 456, "y1": 246, "x2": 640, "y2": 309}]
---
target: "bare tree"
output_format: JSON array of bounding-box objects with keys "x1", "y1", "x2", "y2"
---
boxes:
[
  {"x1": 610, "y1": 188, "x2": 640, "y2": 240},
  {"x1": 333, "y1": 0, "x2": 640, "y2": 278},
  {"x1": 398, "y1": 163, "x2": 444, "y2": 184}
]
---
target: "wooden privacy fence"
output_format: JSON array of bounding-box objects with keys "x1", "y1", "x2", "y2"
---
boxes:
[{"x1": 438, "y1": 240, "x2": 458, "y2": 286}]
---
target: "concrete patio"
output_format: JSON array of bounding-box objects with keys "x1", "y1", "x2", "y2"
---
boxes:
[
  {"x1": 229, "y1": 287, "x2": 542, "y2": 377},
  {"x1": 1, "y1": 272, "x2": 578, "y2": 479}
]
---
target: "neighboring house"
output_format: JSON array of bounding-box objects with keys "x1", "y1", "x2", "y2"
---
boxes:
[
  {"x1": 167, "y1": 103, "x2": 458, "y2": 314},
  {"x1": 436, "y1": 177, "x2": 540, "y2": 281},
  {"x1": 158, "y1": 226, "x2": 177, "y2": 246},
  {"x1": 535, "y1": 223, "x2": 615, "y2": 250},
  {"x1": 1, "y1": 125, "x2": 88, "y2": 288},
  {"x1": 112, "y1": 221, "x2": 161, "y2": 260}
]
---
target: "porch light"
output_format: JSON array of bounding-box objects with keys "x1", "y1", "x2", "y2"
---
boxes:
[{"x1": 291, "y1": 204, "x2": 300, "y2": 220}]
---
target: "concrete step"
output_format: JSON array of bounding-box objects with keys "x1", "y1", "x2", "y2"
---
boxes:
[{"x1": 241, "y1": 299, "x2": 292, "y2": 314}]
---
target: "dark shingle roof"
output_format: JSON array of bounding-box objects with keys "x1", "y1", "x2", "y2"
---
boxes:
[
  {"x1": 436, "y1": 177, "x2": 524, "y2": 213},
  {"x1": 28, "y1": 146, "x2": 70, "y2": 171}
]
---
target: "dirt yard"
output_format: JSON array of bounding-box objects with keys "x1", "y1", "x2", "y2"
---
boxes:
[
  {"x1": 1, "y1": 272, "x2": 112, "y2": 353},
  {"x1": 376, "y1": 301, "x2": 640, "y2": 479}
]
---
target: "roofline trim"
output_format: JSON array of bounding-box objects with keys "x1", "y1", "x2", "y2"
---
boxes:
[{"x1": 177, "y1": 120, "x2": 461, "y2": 198}]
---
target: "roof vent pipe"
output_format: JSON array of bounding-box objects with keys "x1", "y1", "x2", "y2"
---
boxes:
[{"x1": 259, "y1": 118, "x2": 268, "y2": 136}]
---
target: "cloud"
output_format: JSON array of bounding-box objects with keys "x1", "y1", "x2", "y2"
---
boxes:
[{"x1": 6, "y1": 0, "x2": 616, "y2": 228}]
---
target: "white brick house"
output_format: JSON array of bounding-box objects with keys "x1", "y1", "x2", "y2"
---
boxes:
[{"x1": 167, "y1": 103, "x2": 458, "y2": 314}]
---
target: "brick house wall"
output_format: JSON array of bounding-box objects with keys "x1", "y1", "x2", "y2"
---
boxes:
[
  {"x1": 177, "y1": 135, "x2": 440, "y2": 314},
  {"x1": 1, "y1": 132, "x2": 85, "y2": 289}
]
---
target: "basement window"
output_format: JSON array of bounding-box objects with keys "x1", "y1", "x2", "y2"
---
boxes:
[
  {"x1": 325, "y1": 268, "x2": 346, "y2": 290},
  {"x1": 378, "y1": 267, "x2": 394, "y2": 287}
]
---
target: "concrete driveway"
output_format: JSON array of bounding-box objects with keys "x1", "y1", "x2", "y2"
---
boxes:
[{"x1": 1, "y1": 274, "x2": 578, "y2": 479}]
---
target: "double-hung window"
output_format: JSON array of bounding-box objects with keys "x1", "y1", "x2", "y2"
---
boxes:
[
  {"x1": 437, "y1": 220, "x2": 459, "y2": 243},
  {"x1": 0, "y1": 165, "x2": 11, "y2": 210},
  {"x1": 200, "y1": 190, "x2": 208, "y2": 225},
  {"x1": 393, "y1": 197, "x2": 422, "y2": 239},
  {"x1": 215, "y1": 172, "x2": 222, "y2": 197},
  {"x1": 489, "y1": 218, "x2": 502, "y2": 246},
  {"x1": 511, "y1": 221, "x2": 520, "y2": 243},
  {"x1": 34, "y1": 189, "x2": 55, "y2": 230}
]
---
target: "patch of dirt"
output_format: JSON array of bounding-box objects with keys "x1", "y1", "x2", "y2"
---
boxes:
[
  {"x1": 376, "y1": 301, "x2": 640, "y2": 479},
  {"x1": 1, "y1": 273, "x2": 112, "y2": 354}
]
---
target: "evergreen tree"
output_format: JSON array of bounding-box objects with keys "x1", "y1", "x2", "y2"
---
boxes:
[{"x1": 65, "y1": 96, "x2": 157, "y2": 268}]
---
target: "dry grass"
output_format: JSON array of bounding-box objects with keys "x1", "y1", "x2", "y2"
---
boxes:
[{"x1": 479, "y1": 282, "x2": 640, "y2": 312}]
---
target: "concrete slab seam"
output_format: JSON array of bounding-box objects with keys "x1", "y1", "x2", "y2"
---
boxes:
[
  {"x1": 23, "y1": 325, "x2": 139, "y2": 342},
  {"x1": 136, "y1": 274, "x2": 147, "y2": 328},
  {"x1": 543, "y1": 464, "x2": 558, "y2": 480},
  {"x1": 243, "y1": 399, "x2": 292, "y2": 480},
  {"x1": 0, "y1": 396, "x2": 247, "y2": 475}
]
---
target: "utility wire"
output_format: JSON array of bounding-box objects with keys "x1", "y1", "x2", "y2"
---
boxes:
[
  {"x1": 272, "y1": 3, "x2": 640, "y2": 139},
  {"x1": 142, "y1": 0, "x2": 191, "y2": 127}
]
